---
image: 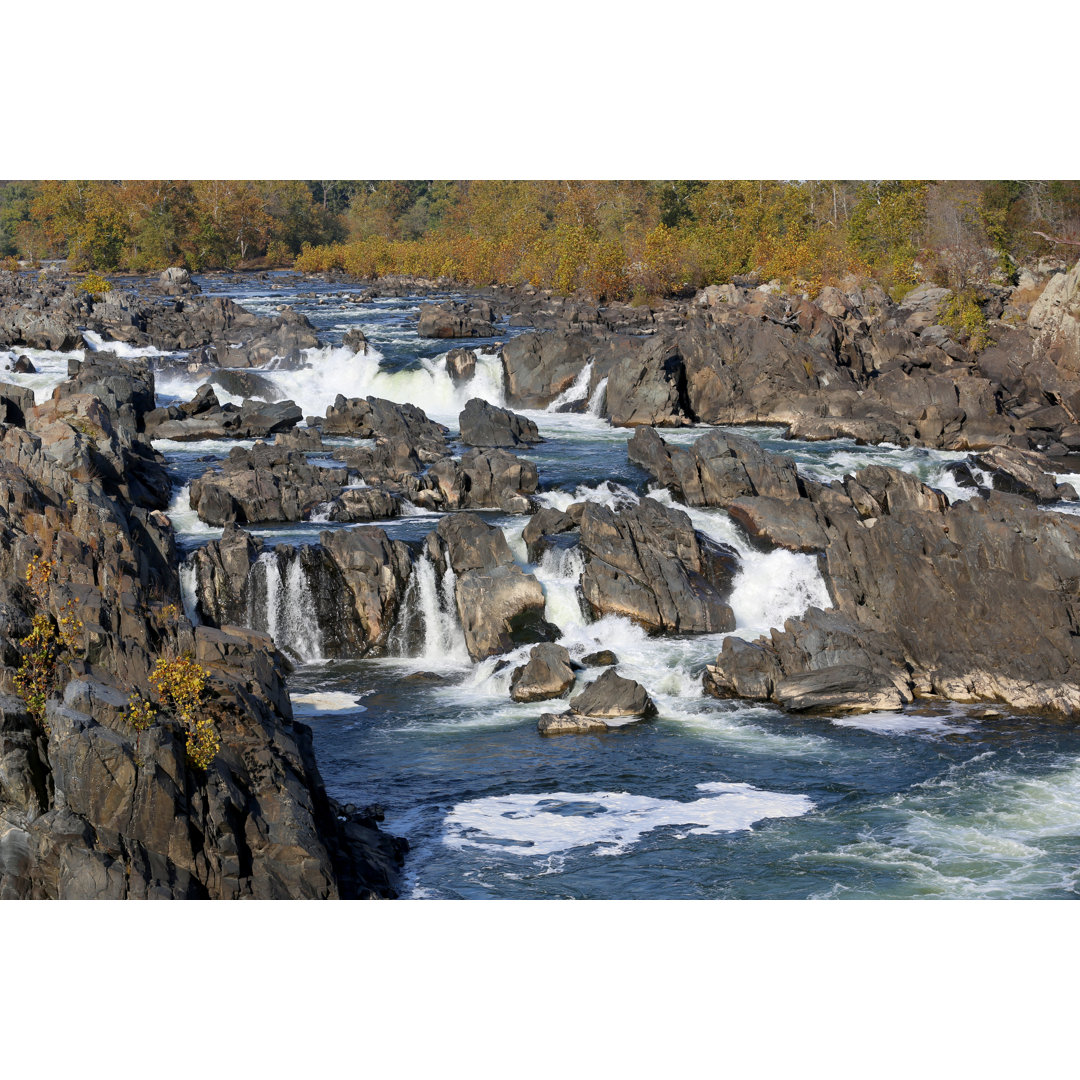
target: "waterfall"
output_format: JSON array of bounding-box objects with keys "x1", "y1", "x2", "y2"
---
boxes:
[
  {"x1": 389, "y1": 553, "x2": 469, "y2": 665},
  {"x1": 546, "y1": 360, "x2": 594, "y2": 412},
  {"x1": 533, "y1": 544, "x2": 587, "y2": 634},
  {"x1": 179, "y1": 560, "x2": 201, "y2": 625},
  {"x1": 246, "y1": 552, "x2": 325, "y2": 662},
  {"x1": 586, "y1": 376, "x2": 608, "y2": 417}
]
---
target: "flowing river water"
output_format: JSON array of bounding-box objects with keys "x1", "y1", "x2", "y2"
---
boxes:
[{"x1": 6, "y1": 272, "x2": 1080, "y2": 899}]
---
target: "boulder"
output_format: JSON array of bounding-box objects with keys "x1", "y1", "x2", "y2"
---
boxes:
[
  {"x1": 446, "y1": 347, "x2": 477, "y2": 383},
  {"x1": 509, "y1": 643, "x2": 576, "y2": 702},
  {"x1": 522, "y1": 507, "x2": 576, "y2": 562},
  {"x1": 569, "y1": 668, "x2": 657, "y2": 719},
  {"x1": 579, "y1": 497, "x2": 737, "y2": 633},
  {"x1": 458, "y1": 397, "x2": 541, "y2": 447},
  {"x1": 454, "y1": 564, "x2": 557, "y2": 661},
  {"x1": 537, "y1": 711, "x2": 609, "y2": 735},
  {"x1": 417, "y1": 301, "x2": 496, "y2": 339}
]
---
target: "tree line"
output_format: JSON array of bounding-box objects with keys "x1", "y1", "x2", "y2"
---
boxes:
[{"x1": 2, "y1": 179, "x2": 1077, "y2": 300}]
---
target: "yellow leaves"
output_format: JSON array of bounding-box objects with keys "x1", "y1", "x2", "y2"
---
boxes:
[{"x1": 149, "y1": 655, "x2": 219, "y2": 770}]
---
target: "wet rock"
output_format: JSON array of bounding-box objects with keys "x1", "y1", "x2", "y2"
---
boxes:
[
  {"x1": 321, "y1": 527, "x2": 414, "y2": 651},
  {"x1": 343, "y1": 327, "x2": 369, "y2": 354},
  {"x1": 319, "y1": 394, "x2": 449, "y2": 461},
  {"x1": 628, "y1": 426, "x2": 802, "y2": 507},
  {"x1": 522, "y1": 507, "x2": 575, "y2": 561},
  {"x1": 446, "y1": 347, "x2": 476, "y2": 383},
  {"x1": 569, "y1": 667, "x2": 657, "y2": 719},
  {"x1": 581, "y1": 649, "x2": 617, "y2": 667},
  {"x1": 459, "y1": 447, "x2": 538, "y2": 512},
  {"x1": 146, "y1": 388, "x2": 303, "y2": 441},
  {"x1": 455, "y1": 564, "x2": 557, "y2": 661},
  {"x1": 189, "y1": 441, "x2": 349, "y2": 524},
  {"x1": 975, "y1": 445, "x2": 1077, "y2": 502},
  {"x1": 458, "y1": 397, "x2": 541, "y2": 447},
  {"x1": 579, "y1": 497, "x2": 737, "y2": 633},
  {"x1": 537, "y1": 711, "x2": 608, "y2": 735},
  {"x1": 509, "y1": 643, "x2": 576, "y2": 702},
  {"x1": 433, "y1": 512, "x2": 514, "y2": 573},
  {"x1": 11, "y1": 355, "x2": 36, "y2": 374}
]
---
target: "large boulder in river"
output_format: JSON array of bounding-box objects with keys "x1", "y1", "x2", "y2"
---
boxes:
[
  {"x1": 455, "y1": 564, "x2": 556, "y2": 661},
  {"x1": 579, "y1": 497, "x2": 737, "y2": 634},
  {"x1": 628, "y1": 426, "x2": 802, "y2": 507},
  {"x1": 459, "y1": 447, "x2": 538, "y2": 513},
  {"x1": 446, "y1": 347, "x2": 476, "y2": 383},
  {"x1": 459, "y1": 397, "x2": 541, "y2": 447},
  {"x1": 510, "y1": 643, "x2": 576, "y2": 702},
  {"x1": 318, "y1": 394, "x2": 449, "y2": 461},
  {"x1": 428, "y1": 513, "x2": 557, "y2": 660},
  {"x1": 537, "y1": 711, "x2": 609, "y2": 735},
  {"x1": 570, "y1": 667, "x2": 657, "y2": 719}
]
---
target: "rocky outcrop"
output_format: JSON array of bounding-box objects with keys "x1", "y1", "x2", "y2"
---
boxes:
[
  {"x1": 457, "y1": 448, "x2": 538, "y2": 513},
  {"x1": 1028, "y1": 257, "x2": 1080, "y2": 372},
  {"x1": 579, "y1": 497, "x2": 737, "y2": 633},
  {"x1": 0, "y1": 356, "x2": 403, "y2": 898},
  {"x1": 145, "y1": 385, "x2": 303, "y2": 441},
  {"x1": 189, "y1": 440, "x2": 350, "y2": 525},
  {"x1": 446, "y1": 347, "x2": 476, "y2": 383},
  {"x1": 509, "y1": 643, "x2": 576, "y2": 702},
  {"x1": 417, "y1": 301, "x2": 496, "y2": 339},
  {"x1": 569, "y1": 668, "x2": 657, "y2": 719},
  {"x1": 458, "y1": 397, "x2": 541, "y2": 447},
  {"x1": 702, "y1": 440, "x2": 1080, "y2": 716},
  {"x1": 318, "y1": 395, "x2": 450, "y2": 461},
  {"x1": 522, "y1": 507, "x2": 576, "y2": 562},
  {"x1": 191, "y1": 524, "x2": 412, "y2": 658}
]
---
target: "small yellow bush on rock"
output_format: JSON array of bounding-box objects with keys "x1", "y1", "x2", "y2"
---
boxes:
[{"x1": 149, "y1": 655, "x2": 219, "y2": 770}]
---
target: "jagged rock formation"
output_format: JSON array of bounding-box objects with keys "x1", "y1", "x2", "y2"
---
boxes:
[
  {"x1": 578, "y1": 497, "x2": 737, "y2": 634},
  {"x1": 0, "y1": 354, "x2": 403, "y2": 899}
]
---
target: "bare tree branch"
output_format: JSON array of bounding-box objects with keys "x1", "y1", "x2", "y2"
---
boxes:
[{"x1": 1032, "y1": 230, "x2": 1080, "y2": 248}]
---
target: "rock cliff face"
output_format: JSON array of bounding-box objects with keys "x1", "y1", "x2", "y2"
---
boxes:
[{"x1": 0, "y1": 355, "x2": 404, "y2": 899}]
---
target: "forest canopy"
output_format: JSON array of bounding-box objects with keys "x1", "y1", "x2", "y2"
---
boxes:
[{"x1": 2, "y1": 179, "x2": 1078, "y2": 301}]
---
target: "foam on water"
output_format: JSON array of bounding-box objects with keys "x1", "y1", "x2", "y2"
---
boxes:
[
  {"x1": 545, "y1": 360, "x2": 594, "y2": 412},
  {"x1": 291, "y1": 691, "x2": 368, "y2": 715},
  {"x1": 830, "y1": 711, "x2": 977, "y2": 736},
  {"x1": 166, "y1": 484, "x2": 223, "y2": 541},
  {"x1": 649, "y1": 488, "x2": 833, "y2": 637},
  {"x1": 82, "y1": 330, "x2": 169, "y2": 359},
  {"x1": 443, "y1": 781, "x2": 814, "y2": 857},
  {"x1": 535, "y1": 481, "x2": 640, "y2": 514},
  {"x1": 1, "y1": 346, "x2": 82, "y2": 401}
]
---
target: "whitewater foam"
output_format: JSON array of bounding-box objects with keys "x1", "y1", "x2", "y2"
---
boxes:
[{"x1": 444, "y1": 782, "x2": 814, "y2": 857}]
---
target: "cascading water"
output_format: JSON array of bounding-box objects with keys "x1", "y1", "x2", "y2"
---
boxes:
[
  {"x1": 179, "y1": 561, "x2": 201, "y2": 626},
  {"x1": 546, "y1": 360, "x2": 594, "y2": 412},
  {"x1": 246, "y1": 552, "x2": 325, "y2": 662},
  {"x1": 156, "y1": 343, "x2": 507, "y2": 425},
  {"x1": 586, "y1": 376, "x2": 608, "y2": 417},
  {"x1": 389, "y1": 554, "x2": 470, "y2": 666}
]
